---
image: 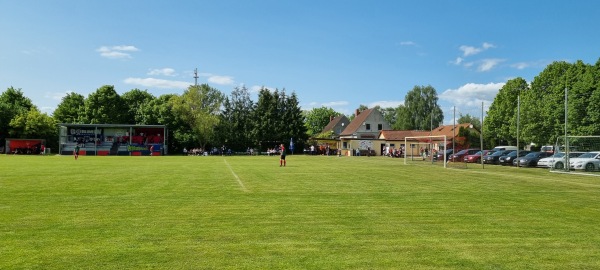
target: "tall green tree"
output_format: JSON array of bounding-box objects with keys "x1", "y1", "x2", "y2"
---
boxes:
[
  {"x1": 82, "y1": 85, "x2": 128, "y2": 124},
  {"x1": 251, "y1": 88, "x2": 307, "y2": 151},
  {"x1": 53, "y1": 92, "x2": 85, "y2": 124},
  {"x1": 171, "y1": 84, "x2": 224, "y2": 150},
  {"x1": 282, "y1": 91, "x2": 308, "y2": 153},
  {"x1": 121, "y1": 89, "x2": 156, "y2": 124},
  {"x1": 521, "y1": 62, "x2": 570, "y2": 145},
  {"x1": 566, "y1": 60, "x2": 599, "y2": 136},
  {"x1": 0, "y1": 87, "x2": 35, "y2": 145},
  {"x1": 379, "y1": 106, "x2": 398, "y2": 128},
  {"x1": 484, "y1": 77, "x2": 528, "y2": 146},
  {"x1": 9, "y1": 108, "x2": 58, "y2": 150},
  {"x1": 146, "y1": 94, "x2": 192, "y2": 153},
  {"x1": 392, "y1": 105, "x2": 410, "y2": 130},
  {"x1": 216, "y1": 86, "x2": 255, "y2": 151},
  {"x1": 252, "y1": 88, "x2": 277, "y2": 146},
  {"x1": 304, "y1": 106, "x2": 340, "y2": 137},
  {"x1": 395, "y1": 85, "x2": 443, "y2": 130}
]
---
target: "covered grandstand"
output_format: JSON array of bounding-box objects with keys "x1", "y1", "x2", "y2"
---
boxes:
[{"x1": 58, "y1": 124, "x2": 167, "y2": 156}]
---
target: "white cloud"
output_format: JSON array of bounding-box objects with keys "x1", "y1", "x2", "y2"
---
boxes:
[
  {"x1": 208, "y1": 75, "x2": 235, "y2": 85},
  {"x1": 440, "y1": 82, "x2": 504, "y2": 108},
  {"x1": 452, "y1": 57, "x2": 464, "y2": 65},
  {"x1": 111, "y1": 45, "x2": 139, "y2": 52},
  {"x1": 47, "y1": 91, "x2": 72, "y2": 101},
  {"x1": 322, "y1": 101, "x2": 349, "y2": 107},
  {"x1": 250, "y1": 85, "x2": 276, "y2": 93},
  {"x1": 459, "y1": 42, "x2": 495, "y2": 57},
  {"x1": 40, "y1": 106, "x2": 55, "y2": 115},
  {"x1": 510, "y1": 60, "x2": 550, "y2": 70},
  {"x1": 477, "y1": 58, "x2": 504, "y2": 72},
  {"x1": 511, "y1": 62, "x2": 529, "y2": 70},
  {"x1": 368, "y1": 100, "x2": 403, "y2": 108},
  {"x1": 459, "y1": 45, "x2": 482, "y2": 57},
  {"x1": 148, "y1": 68, "x2": 176, "y2": 76},
  {"x1": 399, "y1": 41, "x2": 417, "y2": 46},
  {"x1": 482, "y1": 42, "x2": 495, "y2": 49},
  {"x1": 123, "y1": 77, "x2": 190, "y2": 89},
  {"x1": 97, "y1": 45, "x2": 139, "y2": 59},
  {"x1": 302, "y1": 101, "x2": 351, "y2": 115},
  {"x1": 196, "y1": 72, "x2": 235, "y2": 85}
]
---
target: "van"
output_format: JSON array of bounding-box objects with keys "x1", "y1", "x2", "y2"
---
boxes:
[{"x1": 492, "y1": 146, "x2": 518, "y2": 152}]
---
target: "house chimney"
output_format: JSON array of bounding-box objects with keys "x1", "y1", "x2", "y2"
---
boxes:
[
  {"x1": 330, "y1": 115, "x2": 334, "y2": 122},
  {"x1": 355, "y1": 109, "x2": 360, "y2": 117}
]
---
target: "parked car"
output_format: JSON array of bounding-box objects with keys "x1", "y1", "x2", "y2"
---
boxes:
[
  {"x1": 537, "y1": 152, "x2": 585, "y2": 169},
  {"x1": 448, "y1": 148, "x2": 480, "y2": 162},
  {"x1": 516, "y1": 151, "x2": 553, "y2": 167},
  {"x1": 464, "y1": 150, "x2": 493, "y2": 163},
  {"x1": 569, "y1": 151, "x2": 600, "y2": 171},
  {"x1": 434, "y1": 148, "x2": 454, "y2": 161},
  {"x1": 484, "y1": 150, "x2": 515, "y2": 165},
  {"x1": 499, "y1": 150, "x2": 531, "y2": 166},
  {"x1": 491, "y1": 146, "x2": 518, "y2": 152}
]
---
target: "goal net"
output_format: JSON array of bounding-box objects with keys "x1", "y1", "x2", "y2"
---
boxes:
[
  {"x1": 404, "y1": 135, "x2": 447, "y2": 168},
  {"x1": 550, "y1": 135, "x2": 600, "y2": 174}
]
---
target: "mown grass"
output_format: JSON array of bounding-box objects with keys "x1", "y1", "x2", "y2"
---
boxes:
[{"x1": 1, "y1": 154, "x2": 599, "y2": 269}]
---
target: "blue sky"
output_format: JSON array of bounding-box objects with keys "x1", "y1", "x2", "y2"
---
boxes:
[{"x1": 1, "y1": 1, "x2": 599, "y2": 124}]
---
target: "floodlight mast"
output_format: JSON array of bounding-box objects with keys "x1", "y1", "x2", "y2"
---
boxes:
[{"x1": 564, "y1": 75, "x2": 569, "y2": 171}]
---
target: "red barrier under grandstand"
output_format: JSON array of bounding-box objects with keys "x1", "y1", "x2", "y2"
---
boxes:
[{"x1": 5, "y1": 139, "x2": 45, "y2": 154}]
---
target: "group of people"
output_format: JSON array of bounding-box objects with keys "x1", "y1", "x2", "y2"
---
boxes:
[
  {"x1": 384, "y1": 145, "x2": 404, "y2": 158},
  {"x1": 184, "y1": 147, "x2": 207, "y2": 156},
  {"x1": 305, "y1": 144, "x2": 335, "y2": 156}
]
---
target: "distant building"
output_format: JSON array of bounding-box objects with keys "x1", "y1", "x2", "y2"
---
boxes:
[
  {"x1": 338, "y1": 108, "x2": 391, "y2": 156},
  {"x1": 58, "y1": 123, "x2": 167, "y2": 156}
]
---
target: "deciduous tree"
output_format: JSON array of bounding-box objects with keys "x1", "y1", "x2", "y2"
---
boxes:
[
  {"x1": 171, "y1": 84, "x2": 224, "y2": 150},
  {"x1": 53, "y1": 92, "x2": 85, "y2": 124},
  {"x1": 304, "y1": 106, "x2": 340, "y2": 137}
]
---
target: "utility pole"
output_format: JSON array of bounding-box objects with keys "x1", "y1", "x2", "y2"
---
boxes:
[{"x1": 194, "y1": 68, "x2": 199, "y2": 86}]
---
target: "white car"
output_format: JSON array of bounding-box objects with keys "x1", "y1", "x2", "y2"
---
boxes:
[
  {"x1": 538, "y1": 152, "x2": 584, "y2": 169},
  {"x1": 569, "y1": 151, "x2": 600, "y2": 171}
]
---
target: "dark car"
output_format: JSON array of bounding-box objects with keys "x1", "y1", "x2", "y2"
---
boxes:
[
  {"x1": 434, "y1": 148, "x2": 454, "y2": 161},
  {"x1": 499, "y1": 150, "x2": 531, "y2": 166},
  {"x1": 484, "y1": 150, "x2": 515, "y2": 165},
  {"x1": 449, "y1": 148, "x2": 480, "y2": 162},
  {"x1": 516, "y1": 151, "x2": 552, "y2": 167}
]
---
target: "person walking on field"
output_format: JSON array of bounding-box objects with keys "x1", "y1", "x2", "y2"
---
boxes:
[
  {"x1": 279, "y1": 143, "x2": 286, "y2": 167},
  {"x1": 74, "y1": 144, "x2": 80, "y2": 160}
]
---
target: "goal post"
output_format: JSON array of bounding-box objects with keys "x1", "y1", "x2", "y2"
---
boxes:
[{"x1": 404, "y1": 135, "x2": 447, "y2": 168}]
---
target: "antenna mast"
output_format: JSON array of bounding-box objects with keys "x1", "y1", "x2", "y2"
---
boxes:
[{"x1": 194, "y1": 68, "x2": 199, "y2": 86}]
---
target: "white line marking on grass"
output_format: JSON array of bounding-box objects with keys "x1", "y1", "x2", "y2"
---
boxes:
[{"x1": 224, "y1": 159, "x2": 248, "y2": 192}]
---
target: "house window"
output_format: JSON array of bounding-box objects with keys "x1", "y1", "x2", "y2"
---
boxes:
[
  {"x1": 365, "y1": 123, "x2": 371, "y2": 130},
  {"x1": 343, "y1": 142, "x2": 347, "y2": 149},
  {"x1": 378, "y1": 124, "x2": 383, "y2": 130}
]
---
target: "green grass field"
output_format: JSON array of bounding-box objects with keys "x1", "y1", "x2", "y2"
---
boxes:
[{"x1": 1, "y1": 154, "x2": 600, "y2": 269}]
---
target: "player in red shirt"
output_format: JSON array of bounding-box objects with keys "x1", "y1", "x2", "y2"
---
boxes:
[{"x1": 279, "y1": 144, "x2": 286, "y2": 167}]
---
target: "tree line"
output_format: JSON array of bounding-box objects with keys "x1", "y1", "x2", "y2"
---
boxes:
[
  {"x1": 0, "y1": 84, "x2": 308, "y2": 154},
  {"x1": 1, "y1": 59, "x2": 599, "y2": 154}
]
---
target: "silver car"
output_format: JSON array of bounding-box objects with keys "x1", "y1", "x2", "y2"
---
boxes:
[
  {"x1": 538, "y1": 152, "x2": 584, "y2": 169},
  {"x1": 569, "y1": 151, "x2": 600, "y2": 171}
]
